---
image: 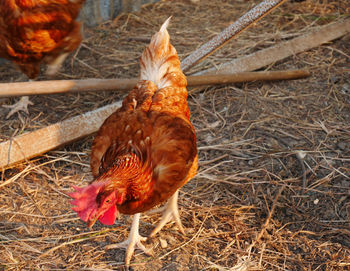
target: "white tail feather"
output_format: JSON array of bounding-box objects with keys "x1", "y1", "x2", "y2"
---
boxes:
[{"x1": 140, "y1": 17, "x2": 178, "y2": 89}]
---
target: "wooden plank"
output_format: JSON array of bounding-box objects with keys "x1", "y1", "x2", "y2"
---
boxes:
[
  {"x1": 0, "y1": 101, "x2": 121, "y2": 169},
  {"x1": 195, "y1": 18, "x2": 350, "y2": 75}
]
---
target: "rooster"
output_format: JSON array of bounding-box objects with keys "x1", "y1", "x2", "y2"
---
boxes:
[
  {"x1": 69, "y1": 18, "x2": 198, "y2": 265},
  {"x1": 0, "y1": 0, "x2": 85, "y2": 118}
]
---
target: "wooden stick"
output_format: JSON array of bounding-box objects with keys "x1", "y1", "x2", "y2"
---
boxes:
[
  {"x1": 181, "y1": 0, "x2": 288, "y2": 72},
  {"x1": 188, "y1": 70, "x2": 310, "y2": 85},
  {"x1": 0, "y1": 102, "x2": 121, "y2": 169},
  {"x1": 5, "y1": 10, "x2": 347, "y2": 169},
  {"x1": 0, "y1": 69, "x2": 309, "y2": 168},
  {"x1": 0, "y1": 70, "x2": 310, "y2": 97},
  {"x1": 2, "y1": 17, "x2": 347, "y2": 168},
  {"x1": 0, "y1": 78, "x2": 138, "y2": 97},
  {"x1": 0, "y1": 69, "x2": 310, "y2": 168},
  {"x1": 196, "y1": 18, "x2": 350, "y2": 75}
]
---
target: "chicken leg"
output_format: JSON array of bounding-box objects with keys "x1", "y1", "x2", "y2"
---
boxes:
[
  {"x1": 149, "y1": 190, "x2": 185, "y2": 237},
  {"x1": 46, "y1": 52, "x2": 69, "y2": 76},
  {"x1": 105, "y1": 213, "x2": 152, "y2": 265}
]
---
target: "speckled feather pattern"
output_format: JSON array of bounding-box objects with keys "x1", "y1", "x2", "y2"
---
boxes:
[{"x1": 90, "y1": 19, "x2": 198, "y2": 215}]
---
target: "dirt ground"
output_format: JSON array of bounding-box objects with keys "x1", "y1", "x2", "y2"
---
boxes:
[{"x1": 1, "y1": 0, "x2": 350, "y2": 270}]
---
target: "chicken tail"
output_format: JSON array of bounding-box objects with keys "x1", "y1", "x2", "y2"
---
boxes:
[{"x1": 140, "y1": 17, "x2": 186, "y2": 90}]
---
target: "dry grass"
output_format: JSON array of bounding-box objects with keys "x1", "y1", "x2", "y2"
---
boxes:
[{"x1": 1, "y1": 0, "x2": 350, "y2": 270}]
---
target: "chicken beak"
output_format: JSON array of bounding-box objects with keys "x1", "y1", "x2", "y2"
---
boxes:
[{"x1": 87, "y1": 217, "x2": 98, "y2": 228}]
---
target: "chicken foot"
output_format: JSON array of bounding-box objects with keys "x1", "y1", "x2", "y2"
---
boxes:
[
  {"x1": 105, "y1": 213, "x2": 152, "y2": 265},
  {"x1": 3, "y1": 78, "x2": 34, "y2": 119},
  {"x1": 3, "y1": 95, "x2": 33, "y2": 119},
  {"x1": 149, "y1": 190, "x2": 184, "y2": 237}
]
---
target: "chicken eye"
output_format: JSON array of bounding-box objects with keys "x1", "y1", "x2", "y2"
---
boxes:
[{"x1": 105, "y1": 199, "x2": 111, "y2": 203}]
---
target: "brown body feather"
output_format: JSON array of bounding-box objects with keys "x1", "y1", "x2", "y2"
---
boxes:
[
  {"x1": 0, "y1": 0, "x2": 85, "y2": 78},
  {"x1": 91, "y1": 81, "x2": 198, "y2": 214},
  {"x1": 90, "y1": 23, "x2": 198, "y2": 215}
]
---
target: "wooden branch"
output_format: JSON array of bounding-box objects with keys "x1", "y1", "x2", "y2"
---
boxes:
[
  {"x1": 181, "y1": 0, "x2": 288, "y2": 72},
  {"x1": 2, "y1": 18, "x2": 348, "y2": 168},
  {"x1": 196, "y1": 18, "x2": 350, "y2": 75},
  {"x1": 0, "y1": 70, "x2": 309, "y2": 97},
  {"x1": 0, "y1": 69, "x2": 310, "y2": 169},
  {"x1": 0, "y1": 102, "x2": 121, "y2": 169},
  {"x1": 7, "y1": 6, "x2": 349, "y2": 169},
  {"x1": 188, "y1": 70, "x2": 310, "y2": 85},
  {"x1": 0, "y1": 78, "x2": 137, "y2": 97}
]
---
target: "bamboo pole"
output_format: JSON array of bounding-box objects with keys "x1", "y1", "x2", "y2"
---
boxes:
[{"x1": 0, "y1": 70, "x2": 310, "y2": 97}]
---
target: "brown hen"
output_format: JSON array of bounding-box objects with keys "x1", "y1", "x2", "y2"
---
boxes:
[
  {"x1": 0, "y1": 0, "x2": 85, "y2": 118},
  {"x1": 69, "y1": 18, "x2": 198, "y2": 265}
]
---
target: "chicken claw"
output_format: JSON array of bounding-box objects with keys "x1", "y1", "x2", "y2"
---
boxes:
[
  {"x1": 3, "y1": 96, "x2": 33, "y2": 119},
  {"x1": 106, "y1": 213, "x2": 152, "y2": 265},
  {"x1": 149, "y1": 190, "x2": 184, "y2": 237}
]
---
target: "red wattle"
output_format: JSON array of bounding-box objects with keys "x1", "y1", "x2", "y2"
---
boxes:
[{"x1": 98, "y1": 205, "x2": 118, "y2": 225}]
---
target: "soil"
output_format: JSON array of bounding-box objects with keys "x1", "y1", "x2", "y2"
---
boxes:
[{"x1": 1, "y1": 0, "x2": 349, "y2": 270}]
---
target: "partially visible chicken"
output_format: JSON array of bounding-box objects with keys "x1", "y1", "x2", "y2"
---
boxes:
[
  {"x1": 0, "y1": 0, "x2": 86, "y2": 118},
  {"x1": 69, "y1": 18, "x2": 198, "y2": 265}
]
